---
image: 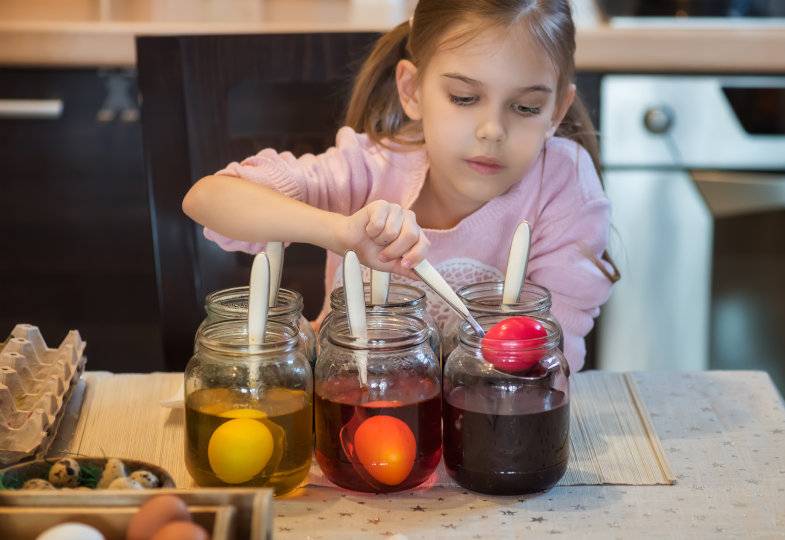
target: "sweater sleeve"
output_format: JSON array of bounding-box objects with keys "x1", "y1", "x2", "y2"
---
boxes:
[
  {"x1": 202, "y1": 127, "x2": 377, "y2": 253},
  {"x1": 526, "y1": 139, "x2": 615, "y2": 372}
]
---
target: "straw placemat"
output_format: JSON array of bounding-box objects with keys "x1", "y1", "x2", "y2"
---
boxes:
[{"x1": 65, "y1": 371, "x2": 674, "y2": 489}]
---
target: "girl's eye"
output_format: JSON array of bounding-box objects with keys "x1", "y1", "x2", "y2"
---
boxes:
[
  {"x1": 449, "y1": 94, "x2": 476, "y2": 106},
  {"x1": 513, "y1": 104, "x2": 541, "y2": 116}
]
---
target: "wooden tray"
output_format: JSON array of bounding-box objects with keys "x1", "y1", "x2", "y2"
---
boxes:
[{"x1": 0, "y1": 488, "x2": 272, "y2": 540}]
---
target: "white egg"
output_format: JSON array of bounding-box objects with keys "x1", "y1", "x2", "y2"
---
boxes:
[{"x1": 35, "y1": 522, "x2": 105, "y2": 540}]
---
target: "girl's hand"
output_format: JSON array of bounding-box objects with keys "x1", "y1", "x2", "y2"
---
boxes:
[{"x1": 335, "y1": 200, "x2": 429, "y2": 279}]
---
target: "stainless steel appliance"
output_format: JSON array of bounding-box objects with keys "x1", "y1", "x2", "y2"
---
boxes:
[
  {"x1": 596, "y1": 0, "x2": 785, "y2": 18},
  {"x1": 597, "y1": 75, "x2": 785, "y2": 391}
]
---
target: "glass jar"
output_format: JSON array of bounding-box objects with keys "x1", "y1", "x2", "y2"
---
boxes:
[
  {"x1": 442, "y1": 281, "x2": 562, "y2": 358},
  {"x1": 442, "y1": 314, "x2": 570, "y2": 495},
  {"x1": 184, "y1": 319, "x2": 312, "y2": 495},
  {"x1": 201, "y1": 286, "x2": 317, "y2": 368},
  {"x1": 314, "y1": 313, "x2": 442, "y2": 493},
  {"x1": 317, "y1": 282, "x2": 441, "y2": 362}
]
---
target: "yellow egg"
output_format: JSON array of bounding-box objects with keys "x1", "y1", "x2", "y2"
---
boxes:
[
  {"x1": 219, "y1": 408, "x2": 267, "y2": 419},
  {"x1": 208, "y1": 417, "x2": 274, "y2": 484}
]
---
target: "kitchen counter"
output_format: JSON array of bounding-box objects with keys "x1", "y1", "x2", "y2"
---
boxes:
[
  {"x1": 1, "y1": 0, "x2": 785, "y2": 72},
  {"x1": 49, "y1": 369, "x2": 785, "y2": 538}
]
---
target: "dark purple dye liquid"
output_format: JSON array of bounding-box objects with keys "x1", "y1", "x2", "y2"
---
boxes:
[{"x1": 443, "y1": 385, "x2": 569, "y2": 495}]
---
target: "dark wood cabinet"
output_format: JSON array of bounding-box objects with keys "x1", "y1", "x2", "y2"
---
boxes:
[{"x1": 0, "y1": 68, "x2": 164, "y2": 372}]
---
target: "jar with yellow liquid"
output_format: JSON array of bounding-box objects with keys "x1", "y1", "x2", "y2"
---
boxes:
[{"x1": 184, "y1": 319, "x2": 312, "y2": 495}]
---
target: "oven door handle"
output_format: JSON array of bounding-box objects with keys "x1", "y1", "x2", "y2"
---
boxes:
[{"x1": 692, "y1": 171, "x2": 785, "y2": 218}]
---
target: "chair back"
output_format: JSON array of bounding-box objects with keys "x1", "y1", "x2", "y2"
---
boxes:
[{"x1": 136, "y1": 32, "x2": 380, "y2": 369}]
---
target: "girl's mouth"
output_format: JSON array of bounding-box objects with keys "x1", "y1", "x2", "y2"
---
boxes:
[{"x1": 465, "y1": 157, "x2": 504, "y2": 175}]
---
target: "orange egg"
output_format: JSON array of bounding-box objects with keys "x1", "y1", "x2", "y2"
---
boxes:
[
  {"x1": 353, "y1": 415, "x2": 416, "y2": 486},
  {"x1": 126, "y1": 495, "x2": 192, "y2": 540},
  {"x1": 149, "y1": 521, "x2": 210, "y2": 540}
]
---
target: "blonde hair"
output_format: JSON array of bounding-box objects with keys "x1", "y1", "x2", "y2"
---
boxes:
[{"x1": 345, "y1": 0, "x2": 617, "y2": 282}]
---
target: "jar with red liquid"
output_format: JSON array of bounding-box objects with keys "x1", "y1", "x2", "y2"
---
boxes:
[
  {"x1": 185, "y1": 319, "x2": 313, "y2": 495},
  {"x1": 201, "y1": 286, "x2": 317, "y2": 368},
  {"x1": 315, "y1": 313, "x2": 442, "y2": 492},
  {"x1": 442, "y1": 281, "x2": 562, "y2": 358},
  {"x1": 442, "y1": 315, "x2": 569, "y2": 495},
  {"x1": 318, "y1": 282, "x2": 441, "y2": 362}
]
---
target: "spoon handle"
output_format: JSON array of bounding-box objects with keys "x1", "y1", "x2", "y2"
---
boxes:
[
  {"x1": 266, "y1": 241, "x2": 284, "y2": 307},
  {"x1": 248, "y1": 252, "x2": 270, "y2": 345},
  {"x1": 502, "y1": 221, "x2": 531, "y2": 306},
  {"x1": 343, "y1": 251, "x2": 368, "y2": 385},
  {"x1": 370, "y1": 269, "x2": 390, "y2": 304},
  {"x1": 413, "y1": 260, "x2": 485, "y2": 337}
]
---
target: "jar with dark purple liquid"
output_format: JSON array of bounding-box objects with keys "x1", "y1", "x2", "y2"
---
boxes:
[
  {"x1": 442, "y1": 315, "x2": 569, "y2": 495},
  {"x1": 442, "y1": 281, "x2": 562, "y2": 359}
]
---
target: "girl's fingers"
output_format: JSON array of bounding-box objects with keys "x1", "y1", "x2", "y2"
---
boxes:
[
  {"x1": 366, "y1": 203, "x2": 403, "y2": 246},
  {"x1": 379, "y1": 210, "x2": 420, "y2": 259},
  {"x1": 400, "y1": 230, "x2": 430, "y2": 270},
  {"x1": 363, "y1": 201, "x2": 390, "y2": 239}
]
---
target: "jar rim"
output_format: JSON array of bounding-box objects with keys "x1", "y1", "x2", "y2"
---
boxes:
[
  {"x1": 326, "y1": 313, "x2": 429, "y2": 350},
  {"x1": 456, "y1": 281, "x2": 551, "y2": 314},
  {"x1": 204, "y1": 286, "x2": 303, "y2": 318},
  {"x1": 458, "y1": 314, "x2": 561, "y2": 351},
  {"x1": 329, "y1": 282, "x2": 425, "y2": 311},
  {"x1": 197, "y1": 319, "x2": 300, "y2": 355}
]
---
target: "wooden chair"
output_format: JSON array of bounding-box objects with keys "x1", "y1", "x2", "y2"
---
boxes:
[{"x1": 136, "y1": 32, "x2": 381, "y2": 370}]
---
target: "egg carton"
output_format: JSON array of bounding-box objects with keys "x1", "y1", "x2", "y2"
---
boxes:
[{"x1": 0, "y1": 324, "x2": 86, "y2": 466}]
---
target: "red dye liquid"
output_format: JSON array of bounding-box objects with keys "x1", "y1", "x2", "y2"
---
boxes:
[
  {"x1": 315, "y1": 375, "x2": 442, "y2": 492},
  {"x1": 443, "y1": 385, "x2": 569, "y2": 495}
]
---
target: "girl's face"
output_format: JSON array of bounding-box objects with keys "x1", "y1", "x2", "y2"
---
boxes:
[{"x1": 397, "y1": 23, "x2": 574, "y2": 222}]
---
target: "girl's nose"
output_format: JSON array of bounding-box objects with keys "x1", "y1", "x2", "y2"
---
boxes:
[{"x1": 476, "y1": 114, "x2": 506, "y2": 143}]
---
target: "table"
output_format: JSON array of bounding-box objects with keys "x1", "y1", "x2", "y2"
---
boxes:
[{"x1": 56, "y1": 370, "x2": 785, "y2": 538}]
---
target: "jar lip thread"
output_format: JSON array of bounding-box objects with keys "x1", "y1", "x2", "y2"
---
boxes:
[
  {"x1": 456, "y1": 281, "x2": 552, "y2": 313},
  {"x1": 329, "y1": 282, "x2": 426, "y2": 310},
  {"x1": 197, "y1": 319, "x2": 300, "y2": 355},
  {"x1": 204, "y1": 286, "x2": 303, "y2": 318},
  {"x1": 326, "y1": 313, "x2": 429, "y2": 350},
  {"x1": 457, "y1": 315, "x2": 561, "y2": 351}
]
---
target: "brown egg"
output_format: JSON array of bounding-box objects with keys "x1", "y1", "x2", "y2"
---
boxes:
[
  {"x1": 126, "y1": 495, "x2": 192, "y2": 540},
  {"x1": 150, "y1": 521, "x2": 210, "y2": 540}
]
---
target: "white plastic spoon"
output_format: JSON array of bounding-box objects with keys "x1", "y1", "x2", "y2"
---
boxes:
[
  {"x1": 266, "y1": 241, "x2": 284, "y2": 308},
  {"x1": 370, "y1": 269, "x2": 391, "y2": 304},
  {"x1": 413, "y1": 260, "x2": 485, "y2": 337},
  {"x1": 502, "y1": 221, "x2": 531, "y2": 308},
  {"x1": 248, "y1": 252, "x2": 270, "y2": 346},
  {"x1": 343, "y1": 250, "x2": 368, "y2": 386}
]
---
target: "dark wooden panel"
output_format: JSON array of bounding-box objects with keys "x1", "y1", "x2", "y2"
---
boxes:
[{"x1": 0, "y1": 68, "x2": 163, "y2": 372}]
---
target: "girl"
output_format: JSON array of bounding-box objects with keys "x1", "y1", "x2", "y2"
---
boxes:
[{"x1": 183, "y1": 0, "x2": 619, "y2": 371}]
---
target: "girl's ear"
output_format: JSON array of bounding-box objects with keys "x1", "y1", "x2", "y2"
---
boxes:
[
  {"x1": 546, "y1": 83, "x2": 576, "y2": 139},
  {"x1": 396, "y1": 59, "x2": 422, "y2": 120}
]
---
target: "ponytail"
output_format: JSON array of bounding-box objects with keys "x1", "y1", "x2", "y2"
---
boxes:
[
  {"x1": 344, "y1": 22, "x2": 421, "y2": 146},
  {"x1": 557, "y1": 94, "x2": 621, "y2": 283},
  {"x1": 556, "y1": 95, "x2": 600, "y2": 181}
]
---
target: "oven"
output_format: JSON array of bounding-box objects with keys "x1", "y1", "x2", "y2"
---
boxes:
[{"x1": 596, "y1": 74, "x2": 785, "y2": 392}]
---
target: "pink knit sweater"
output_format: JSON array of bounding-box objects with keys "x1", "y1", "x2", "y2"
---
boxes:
[{"x1": 204, "y1": 127, "x2": 614, "y2": 371}]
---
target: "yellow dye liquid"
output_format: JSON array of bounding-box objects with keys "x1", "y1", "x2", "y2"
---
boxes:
[{"x1": 185, "y1": 387, "x2": 312, "y2": 495}]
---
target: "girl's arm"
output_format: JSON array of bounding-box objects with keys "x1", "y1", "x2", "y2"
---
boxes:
[{"x1": 182, "y1": 174, "x2": 428, "y2": 277}]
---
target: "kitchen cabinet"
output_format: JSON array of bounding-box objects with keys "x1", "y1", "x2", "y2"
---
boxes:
[{"x1": 0, "y1": 68, "x2": 164, "y2": 372}]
